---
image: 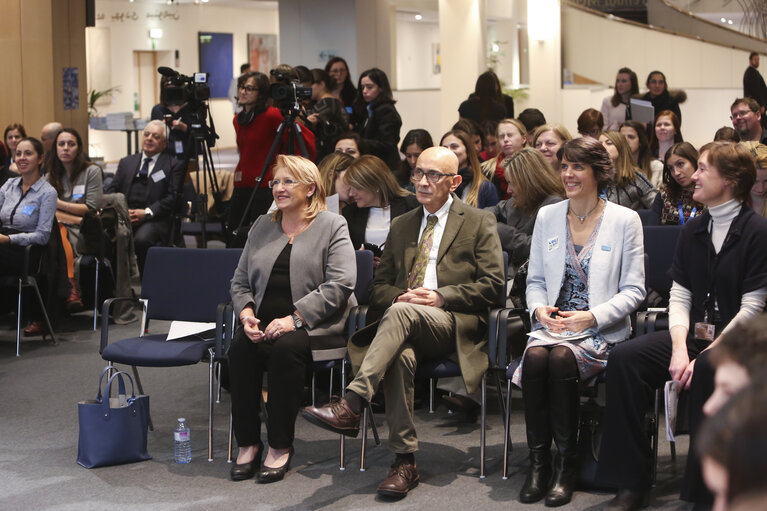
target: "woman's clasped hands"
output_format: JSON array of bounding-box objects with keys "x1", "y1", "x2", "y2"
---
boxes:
[
  {"x1": 241, "y1": 314, "x2": 295, "y2": 343},
  {"x1": 535, "y1": 306, "x2": 596, "y2": 335}
]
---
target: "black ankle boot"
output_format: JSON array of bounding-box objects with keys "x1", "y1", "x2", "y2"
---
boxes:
[
  {"x1": 545, "y1": 376, "x2": 580, "y2": 508},
  {"x1": 519, "y1": 376, "x2": 552, "y2": 503}
]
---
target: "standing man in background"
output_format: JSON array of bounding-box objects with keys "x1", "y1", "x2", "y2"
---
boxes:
[{"x1": 744, "y1": 52, "x2": 767, "y2": 129}]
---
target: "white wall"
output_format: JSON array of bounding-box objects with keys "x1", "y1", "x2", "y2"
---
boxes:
[
  {"x1": 278, "y1": 0, "x2": 358, "y2": 78},
  {"x1": 89, "y1": 0, "x2": 278, "y2": 162},
  {"x1": 395, "y1": 18, "x2": 441, "y2": 90},
  {"x1": 563, "y1": 6, "x2": 750, "y2": 89}
]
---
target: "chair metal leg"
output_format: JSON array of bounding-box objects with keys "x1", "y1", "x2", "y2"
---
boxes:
[
  {"x1": 208, "y1": 349, "x2": 214, "y2": 462},
  {"x1": 311, "y1": 372, "x2": 317, "y2": 406},
  {"x1": 92, "y1": 259, "x2": 99, "y2": 331},
  {"x1": 16, "y1": 279, "x2": 22, "y2": 357},
  {"x1": 131, "y1": 365, "x2": 154, "y2": 431},
  {"x1": 503, "y1": 379, "x2": 512, "y2": 480},
  {"x1": 429, "y1": 378, "x2": 435, "y2": 413},
  {"x1": 339, "y1": 361, "x2": 346, "y2": 471},
  {"x1": 329, "y1": 367, "x2": 334, "y2": 400},
  {"x1": 227, "y1": 413, "x2": 233, "y2": 463},
  {"x1": 31, "y1": 280, "x2": 56, "y2": 345},
  {"x1": 480, "y1": 374, "x2": 487, "y2": 479},
  {"x1": 360, "y1": 406, "x2": 369, "y2": 471},
  {"x1": 216, "y1": 362, "x2": 222, "y2": 403}
]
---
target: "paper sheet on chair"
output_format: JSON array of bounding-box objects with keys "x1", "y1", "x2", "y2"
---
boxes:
[
  {"x1": 166, "y1": 321, "x2": 216, "y2": 341},
  {"x1": 664, "y1": 380, "x2": 680, "y2": 442}
]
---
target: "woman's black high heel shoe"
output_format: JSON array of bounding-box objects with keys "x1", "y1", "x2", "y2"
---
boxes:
[
  {"x1": 257, "y1": 446, "x2": 294, "y2": 484},
  {"x1": 230, "y1": 441, "x2": 264, "y2": 481}
]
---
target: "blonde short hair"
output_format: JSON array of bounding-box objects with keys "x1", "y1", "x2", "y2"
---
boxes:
[{"x1": 270, "y1": 155, "x2": 327, "y2": 222}]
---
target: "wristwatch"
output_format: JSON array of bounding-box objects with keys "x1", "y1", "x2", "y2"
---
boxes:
[{"x1": 291, "y1": 313, "x2": 304, "y2": 329}]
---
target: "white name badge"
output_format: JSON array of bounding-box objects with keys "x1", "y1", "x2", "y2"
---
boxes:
[
  {"x1": 72, "y1": 185, "x2": 85, "y2": 199},
  {"x1": 174, "y1": 141, "x2": 184, "y2": 154},
  {"x1": 547, "y1": 236, "x2": 559, "y2": 252},
  {"x1": 151, "y1": 169, "x2": 166, "y2": 182}
]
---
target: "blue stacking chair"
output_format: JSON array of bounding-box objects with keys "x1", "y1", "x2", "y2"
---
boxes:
[{"x1": 100, "y1": 246, "x2": 243, "y2": 461}]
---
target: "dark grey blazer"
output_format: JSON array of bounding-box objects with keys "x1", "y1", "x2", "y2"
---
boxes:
[{"x1": 230, "y1": 210, "x2": 357, "y2": 340}]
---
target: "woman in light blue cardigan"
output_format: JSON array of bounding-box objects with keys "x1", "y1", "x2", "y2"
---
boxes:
[{"x1": 513, "y1": 137, "x2": 646, "y2": 507}]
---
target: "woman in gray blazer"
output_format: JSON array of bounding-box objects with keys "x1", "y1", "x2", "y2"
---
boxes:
[
  {"x1": 228, "y1": 155, "x2": 357, "y2": 484},
  {"x1": 512, "y1": 138, "x2": 646, "y2": 507}
]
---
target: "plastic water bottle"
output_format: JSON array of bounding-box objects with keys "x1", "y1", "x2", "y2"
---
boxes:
[{"x1": 174, "y1": 418, "x2": 191, "y2": 463}]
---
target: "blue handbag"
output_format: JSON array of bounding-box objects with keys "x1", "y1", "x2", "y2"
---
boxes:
[{"x1": 77, "y1": 367, "x2": 151, "y2": 468}]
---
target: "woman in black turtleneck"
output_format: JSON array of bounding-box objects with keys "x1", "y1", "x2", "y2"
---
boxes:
[{"x1": 597, "y1": 141, "x2": 767, "y2": 511}]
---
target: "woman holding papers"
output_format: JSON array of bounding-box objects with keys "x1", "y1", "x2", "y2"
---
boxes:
[
  {"x1": 228, "y1": 155, "x2": 356, "y2": 484},
  {"x1": 514, "y1": 137, "x2": 646, "y2": 507},
  {"x1": 597, "y1": 142, "x2": 767, "y2": 511}
]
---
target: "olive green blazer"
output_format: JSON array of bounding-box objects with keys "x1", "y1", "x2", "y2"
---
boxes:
[{"x1": 349, "y1": 196, "x2": 505, "y2": 394}]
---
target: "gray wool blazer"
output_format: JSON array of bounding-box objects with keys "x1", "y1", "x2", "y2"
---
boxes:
[{"x1": 230, "y1": 210, "x2": 357, "y2": 340}]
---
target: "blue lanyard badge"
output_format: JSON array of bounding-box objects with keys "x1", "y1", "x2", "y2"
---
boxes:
[
  {"x1": 21, "y1": 204, "x2": 37, "y2": 216},
  {"x1": 678, "y1": 202, "x2": 697, "y2": 225}
]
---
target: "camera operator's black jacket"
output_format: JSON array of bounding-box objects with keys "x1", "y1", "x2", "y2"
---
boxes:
[
  {"x1": 353, "y1": 99, "x2": 402, "y2": 172},
  {"x1": 150, "y1": 103, "x2": 195, "y2": 162}
]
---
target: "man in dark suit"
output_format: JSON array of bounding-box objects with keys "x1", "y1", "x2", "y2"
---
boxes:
[
  {"x1": 106, "y1": 120, "x2": 185, "y2": 274},
  {"x1": 302, "y1": 146, "x2": 504, "y2": 499},
  {"x1": 744, "y1": 52, "x2": 767, "y2": 117}
]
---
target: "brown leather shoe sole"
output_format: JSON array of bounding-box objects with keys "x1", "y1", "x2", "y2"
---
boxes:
[{"x1": 300, "y1": 408, "x2": 360, "y2": 438}]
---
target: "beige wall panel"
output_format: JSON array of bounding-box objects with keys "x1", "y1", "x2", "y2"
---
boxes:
[
  {"x1": 1, "y1": 1, "x2": 24, "y2": 124},
  {"x1": 20, "y1": 0, "x2": 54, "y2": 136}
]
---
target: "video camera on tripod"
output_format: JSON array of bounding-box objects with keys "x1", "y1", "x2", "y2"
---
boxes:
[
  {"x1": 269, "y1": 69, "x2": 312, "y2": 116},
  {"x1": 157, "y1": 66, "x2": 222, "y2": 247}
]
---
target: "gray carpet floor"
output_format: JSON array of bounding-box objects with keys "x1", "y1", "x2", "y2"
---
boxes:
[{"x1": 0, "y1": 312, "x2": 694, "y2": 511}]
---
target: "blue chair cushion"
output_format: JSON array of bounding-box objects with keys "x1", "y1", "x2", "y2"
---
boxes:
[
  {"x1": 313, "y1": 359, "x2": 338, "y2": 372},
  {"x1": 415, "y1": 358, "x2": 461, "y2": 379},
  {"x1": 102, "y1": 334, "x2": 214, "y2": 367},
  {"x1": 506, "y1": 358, "x2": 522, "y2": 380}
]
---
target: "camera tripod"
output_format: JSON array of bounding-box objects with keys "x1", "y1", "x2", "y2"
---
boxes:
[
  {"x1": 229, "y1": 106, "x2": 309, "y2": 246},
  {"x1": 187, "y1": 103, "x2": 223, "y2": 248}
]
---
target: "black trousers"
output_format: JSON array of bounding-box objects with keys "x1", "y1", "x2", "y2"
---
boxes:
[
  {"x1": 595, "y1": 330, "x2": 713, "y2": 504},
  {"x1": 0, "y1": 243, "x2": 32, "y2": 276},
  {"x1": 228, "y1": 326, "x2": 311, "y2": 449},
  {"x1": 226, "y1": 187, "x2": 273, "y2": 247},
  {"x1": 133, "y1": 220, "x2": 170, "y2": 276}
]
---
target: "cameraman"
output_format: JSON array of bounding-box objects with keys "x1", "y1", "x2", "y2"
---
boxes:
[
  {"x1": 151, "y1": 76, "x2": 194, "y2": 161},
  {"x1": 228, "y1": 71, "x2": 316, "y2": 245}
]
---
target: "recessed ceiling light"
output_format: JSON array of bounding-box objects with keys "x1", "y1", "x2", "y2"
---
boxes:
[
  {"x1": 414, "y1": 14, "x2": 422, "y2": 20},
  {"x1": 728, "y1": 19, "x2": 733, "y2": 24},
  {"x1": 721, "y1": 17, "x2": 726, "y2": 22}
]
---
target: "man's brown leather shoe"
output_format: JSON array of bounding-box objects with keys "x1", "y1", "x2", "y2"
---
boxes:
[
  {"x1": 377, "y1": 461, "x2": 419, "y2": 498},
  {"x1": 301, "y1": 397, "x2": 361, "y2": 437}
]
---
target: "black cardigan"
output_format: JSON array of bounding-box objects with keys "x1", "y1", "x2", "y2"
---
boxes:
[
  {"x1": 342, "y1": 194, "x2": 420, "y2": 249},
  {"x1": 669, "y1": 204, "x2": 767, "y2": 334},
  {"x1": 354, "y1": 100, "x2": 403, "y2": 172}
]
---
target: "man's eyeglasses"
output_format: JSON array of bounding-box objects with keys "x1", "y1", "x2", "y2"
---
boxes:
[
  {"x1": 411, "y1": 169, "x2": 455, "y2": 183},
  {"x1": 268, "y1": 179, "x2": 300, "y2": 188},
  {"x1": 731, "y1": 110, "x2": 755, "y2": 120}
]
